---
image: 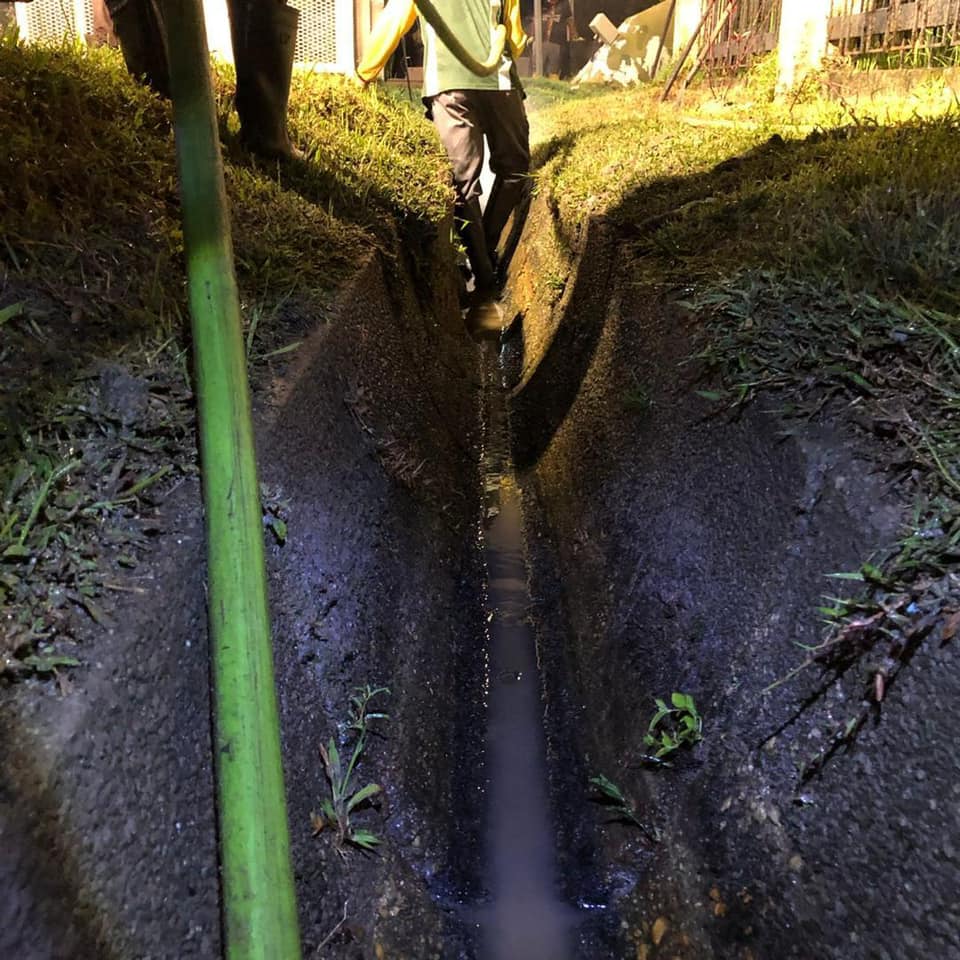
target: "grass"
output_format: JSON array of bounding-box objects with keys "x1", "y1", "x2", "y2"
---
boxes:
[
  {"x1": 0, "y1": 37, "x2": 452, "y2": 677},
  {"x1": 0, "y1": 331, "x2": 196, "y2": 674},
  {"x1": 311, "y1": 685, "x2": 389, "y2": 856},
  {"x1": 589, "y1": 773, "x2": 659, "y2": 842}
]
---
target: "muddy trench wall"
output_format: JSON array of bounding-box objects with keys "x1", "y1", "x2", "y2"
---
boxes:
[
  {"x1": 506, "y1": 182, "x2": 960, "y2": 960},
  {"x1": 1, "y1": 231, "x2": 490, "y2": 959}
]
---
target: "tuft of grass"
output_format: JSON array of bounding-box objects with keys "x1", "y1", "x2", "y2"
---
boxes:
[
  {"x1": 312, "y1": 685, "x2": 389, "y2": 856},
  {"x1": 589, "y1": 773, "x2": 659, "y2": 842},
  {"x1": 642, "y1": 692, "x2": 703, "y2": 762},
  {"x1": 284, "y1": 73, "x2": 453, "y2": 232},
  {"x1": 0, "y1": 338, "x2": 195, "y2": 676}
]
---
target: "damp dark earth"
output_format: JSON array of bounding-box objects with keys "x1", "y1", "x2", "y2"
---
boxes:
[{"x1": 3, "y1": 28, "x2": 960, "y2": 960}]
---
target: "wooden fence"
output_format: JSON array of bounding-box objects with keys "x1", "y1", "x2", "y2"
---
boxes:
[
  {"x1": 828, "y1": 0, "x2": 960, "y2": 60},
  {"x1": 702, "y1": 0, "x2": 781, "y2": 67},
  {"x1": 692, "y1": 0, "x2": 960, "y2": 72}
]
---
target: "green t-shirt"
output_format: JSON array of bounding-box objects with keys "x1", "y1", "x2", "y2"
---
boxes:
[{"x1": 419, "y1": 0, "x2": 516, "y2": 97}]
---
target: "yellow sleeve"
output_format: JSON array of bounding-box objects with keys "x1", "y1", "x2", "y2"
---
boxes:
[
  {"x1": 357, "y1": 0, "x2": 419, "y2": 82},
  {"x1": 503, "y1": 0, "x2": 528, "y2": 59}
]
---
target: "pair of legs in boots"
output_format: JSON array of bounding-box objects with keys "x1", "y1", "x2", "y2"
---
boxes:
[
  {"x1": 106, "y1": 0, "x2": 299, "y2": 158},
  {"x1": 427, "y1": 88, "x2": 531, "y2": 332}
]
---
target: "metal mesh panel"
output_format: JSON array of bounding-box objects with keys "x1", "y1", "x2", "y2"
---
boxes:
[
  {"x1": 18, "y1": 0, "x2": 93, "y2": 42},
  {"x1": 21, "y1": 0, "x2": 76, "y2": 41},
  {"x1": 295, "y1": 0, "x2": 340, "y2": 66},
  {"x1": 701, "y1": 0, "x2": 781, "y2": 68},
  {"x1": 81, "y1": 0, "x2": 95, "y2": 35}
]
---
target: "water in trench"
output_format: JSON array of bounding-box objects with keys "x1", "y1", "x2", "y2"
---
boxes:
[{"x1": 474, "y1": 339, "x2": 578, "y2": 960}]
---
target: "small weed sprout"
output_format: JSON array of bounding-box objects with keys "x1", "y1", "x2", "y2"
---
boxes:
[
  {"x1": 589, "y1": 774, "x2": 659, "y2": 842},
  {"x1": 623, "y1": 375, "x2": 653, "y2": 414},
  {"x1": 312, "y1": 685, "x2": 389, "y2": 856},
  {"x1": 259, "y1": 483, "x2": 290, "y2": 545},
  {"x1": 642, "y1": 692, "x2": 703, "y2": 762}
]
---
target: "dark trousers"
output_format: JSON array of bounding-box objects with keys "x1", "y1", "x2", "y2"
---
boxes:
[
  {"x1": 106, "y1": 0, "x2": 297, "y2": 156},
  {"x1": 426, "y1": 87, "x2": 530, "y2": 293},
  {"x1": 427, "y1": 88, "x2": 529, "y2": 207}
]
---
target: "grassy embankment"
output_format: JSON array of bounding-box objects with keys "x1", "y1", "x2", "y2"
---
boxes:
[
  {"x1": 526, "y1": 61, "x2": 960, "y2": 764},
  {"x1": 0, "y1": 36, "x2": 451, "y2": 677}
]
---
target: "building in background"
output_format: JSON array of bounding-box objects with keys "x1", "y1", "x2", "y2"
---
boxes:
[
  {"x1": 11, "y1": 0, "x2": 360, "y2": 72},
  {"x1": 12, "y1": 0, "x2": 960, "y2": 90}
]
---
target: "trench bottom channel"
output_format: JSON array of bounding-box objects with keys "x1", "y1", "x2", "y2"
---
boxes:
[{"x1": 473, "y1": 339, "x2": 579, "y2": 959}]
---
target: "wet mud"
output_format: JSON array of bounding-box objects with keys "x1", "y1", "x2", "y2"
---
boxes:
[
  {"x1": 2, "y1": 235, "x2": 489, "y2": 958},
  {"x1": 475, "y1": 341, "x2": 576, "y2": 960}
]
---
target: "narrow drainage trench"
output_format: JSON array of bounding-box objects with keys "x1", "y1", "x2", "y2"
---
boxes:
[{"x1": 474, "y1": 339, "x2": 579, "y2": 959}]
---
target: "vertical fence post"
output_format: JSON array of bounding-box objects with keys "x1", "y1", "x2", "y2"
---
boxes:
[
  {"x1": 674, "y1": 0, "x2": 708, "y2": 58},
  {"x1": 534, "y1": 0, "x2": 543, "y2": 76},
  {"x1": 777, "y1": 0, "x2": 831, "y2": 91}
]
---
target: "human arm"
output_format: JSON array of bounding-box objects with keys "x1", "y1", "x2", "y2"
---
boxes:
[
  {"x1": 503, "y1": 0, "x2": 529, "y2": 59},
  {"x1": 356, "y1": 0, "x2": 418, "y2": 84}
]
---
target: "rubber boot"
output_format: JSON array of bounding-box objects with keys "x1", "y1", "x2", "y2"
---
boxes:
[
  {"x1": 107, "y1": 0, "x2": 170, "y2": 98},
  {"x1": 230, "y1": 0, "x2": 300, "y2": 159},
  {"x1": 460, "y1": 198, "x2": 497, "y2": 292},
  {"x1": 483, "y1": 175, "x2": 530, "y2": 287},
  {"x1": 459, "y1": 199, "x2": 502, "y2": 336},
  {"x1": 483, "y1": 176, "x2": 527, "y2": 257}
]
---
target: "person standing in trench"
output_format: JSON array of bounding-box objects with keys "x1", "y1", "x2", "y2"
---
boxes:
[{"x1": 356, "y1": 0, "x2": 531, "y2": 334}]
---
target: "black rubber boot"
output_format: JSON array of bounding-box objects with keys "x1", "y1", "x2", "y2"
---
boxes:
[
  {"x1": 459, "y1": 198, "x2": 497, "y2": 295},
  {"x1": 459, "y1": 199, "x2": 503, "y2": 336},
  {"x1": 483, "y1": 175, "x2": 530, "y2": 287},
  {"x1": 107, "y1": 0, "x2": 170, "y2": 98},
  {"x1": 229, "y1": 0, "x2": 300, "y2": 159}
]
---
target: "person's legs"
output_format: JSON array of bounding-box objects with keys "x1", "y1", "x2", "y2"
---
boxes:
[
  {"x1": 106, "y1": 0, "x2": 170, "y2": 97},
  {"x1": 428, "y1": 90, "x2": 497, "y2": 297},
  {"x1": 478, "y1": 89, "x2": 530, "y2": 278},
  {"x1": 109, "y1": 0, "x2": 297, "y2": 159},
  {"x1": 542, "y1": 40, "x2": 561, "y2": 77},
  {"x1": 228, "y1": 0, "x2": 300, "y2": 159},
  {"x1": 558, "y1": 40, "x2": 571, "y2": 79}
]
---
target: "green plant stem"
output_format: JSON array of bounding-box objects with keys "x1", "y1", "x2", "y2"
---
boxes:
[
  {"x1": 1, "y1": 509, "x2": 21, "y2": 541},
  {"x1": 17, "y1": 459, "x2": 83, "y2": 546},
  {"x1": 164, "y1": 5, "x2": 301, "y2": 960},
  {"x1": 82, "y1": 464, "x2": 173, "y2": 514}
]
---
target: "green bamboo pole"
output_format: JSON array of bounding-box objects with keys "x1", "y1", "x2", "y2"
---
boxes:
[{"x1": 162, "y1": 4, "x2": 302, "y2": 958}]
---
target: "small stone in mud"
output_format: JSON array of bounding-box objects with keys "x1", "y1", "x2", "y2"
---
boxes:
[
  {"x1": 709, "y1": 885, "x2": 728, "y2": 917},
  {"x1": 97, "y1": 363, "x2": 149, "y2": 426},
  {"x1": 651, "y1": 915, "x2": 669, "y2": 945},
  {"x1": 789, "y1": 854, "x2": 804, "y2": 873}
]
